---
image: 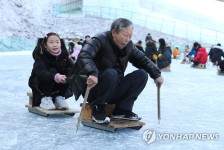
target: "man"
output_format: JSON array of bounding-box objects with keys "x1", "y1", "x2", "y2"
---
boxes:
[
  {"x1": 73, "y1": 18, "x2": 164, "y2": 124},
  {"x1": 209, "y1": 43, "x2": 224, "y2": 65}
]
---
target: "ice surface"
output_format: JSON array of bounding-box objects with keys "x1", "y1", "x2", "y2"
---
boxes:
[{"x1": 0, "y1": 52, "x2": 223, "y2": 150}]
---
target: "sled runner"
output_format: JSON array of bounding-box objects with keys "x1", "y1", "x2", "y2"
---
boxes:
[
  {"x1": 191, "y1": 64, "x2": 206, "y2": 69},
  {"x1": 25, "y1": 93, "x2": 79, "y2": 117},
  {"x1": 160, "y1": 66, "x2": 171, "y2": 72},
  {"x1": 80, "y1": 103, "x2": 145, "y2": 132},
  {"x1": 217, "y1": 69, "x2": 224, "y2": 76}
]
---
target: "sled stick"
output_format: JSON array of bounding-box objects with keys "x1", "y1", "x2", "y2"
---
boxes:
[
  {"x1": 76, "y1": 86, "x2": 91, "y2": 133},
  {"x1": 157, "y1": 84, "x2": 161, "y2": 124}
]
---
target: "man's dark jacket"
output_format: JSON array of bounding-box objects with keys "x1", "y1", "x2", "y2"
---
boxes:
[
  {"x1": 70, "y1": 31, "x2": 161, "y2": 100},
  {"x1": 210, "y1": 45, "x2": 224, "y2": 64}
]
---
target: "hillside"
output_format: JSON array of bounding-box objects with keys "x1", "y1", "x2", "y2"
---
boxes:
[{"x1": 0, "y1": 1, "x2": 210, "y2": 51}]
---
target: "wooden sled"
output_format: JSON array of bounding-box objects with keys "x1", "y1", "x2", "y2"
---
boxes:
[
  {"x1": 160, "y1": 66, "x2": 171, "y2": 72},
  {"x1": 80, "y1": 104, "x2": 145, "y2": 132},
  {"x1": 191, "y1": 64, "x2": 206, "y2": 69},
  {"x1": 217, "y1": 69, "x2": 224, "y2": 76},
  {"x1": 25, "y1": 93, "x2": 79, "y2": 117}
]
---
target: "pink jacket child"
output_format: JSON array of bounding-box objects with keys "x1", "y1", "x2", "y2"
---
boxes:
[
  {"x1": 193, "y1": 47, "x2": 208, "y2": 64},
  {"x1": 71, "y1": 44, "x2": 82, "y2": 60}
]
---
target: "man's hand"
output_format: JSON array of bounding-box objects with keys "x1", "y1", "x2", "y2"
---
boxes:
[
  {"x1": 87, "y1": 75, "x2": 98, "y2": 88},
  {"x1": 154, "y1": 76, "x2": 164, "y2": 87}
]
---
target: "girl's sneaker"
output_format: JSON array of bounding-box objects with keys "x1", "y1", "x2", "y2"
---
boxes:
[
  {"x1": 40, "y1": 97, "x2": 56, "y2": 110},
  {"x1": 55, "y1": 96, "x2": 69, "y2": 110}
]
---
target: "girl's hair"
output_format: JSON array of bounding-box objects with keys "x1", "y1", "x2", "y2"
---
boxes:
[
  {"x1": 33, "y1": 32, "x2": 67, "y2": 59},
  {"x1": 158, "y1": 38, "x2": 166, "y2": 47},
  {"x1": 37, "y1": 32, "x2": 60, "y2": 47}
]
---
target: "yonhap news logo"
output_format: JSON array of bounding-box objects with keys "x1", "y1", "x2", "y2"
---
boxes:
[
  {"x1": 142, "y1": 129, "x2": 219, "y2": 144},
  {"x1": 142, "y1": 129, "x2": 157, "y2": 144}
]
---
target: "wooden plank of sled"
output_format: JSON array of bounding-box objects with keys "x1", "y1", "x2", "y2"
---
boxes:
[
  {"x1": 26, "y1": 92, "x2": 79, "y2": 117},
  {"x1": 198, "y1": 64, "x2": 206, "y2": 69},
  {"x1": 161, "y1": 66, "x2": 171, "y2": 72},
  {"x1": 191, "y1": 64, "x2": 206, "y2": 69},
  {"x1": 25, "y1": 104, "x2": 79, "y2": 117},
  {"x1": 27, "y1": 93, "x2": 33, "y2": 105},
  {"x1": 80, "y1": 103, "x2": 145, "y2": 132},
  {"x1": 81, "y1": 118, "x2": 145, "y2": 132},
  {"x1": 109, "y1": 119, "x2": 145, "y2": 129},
  {"x1": 81, "y1": 119, "x2": 116, "y2": 132}
]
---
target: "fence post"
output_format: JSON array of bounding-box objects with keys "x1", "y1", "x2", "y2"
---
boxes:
[
  {"x1": 131, "y1": 11, "x2": 133, "y2": 21},
  {"x1": 215, "y1": 31, "x2": 217, "y2": 44},
  {"x1": 200, "y1": 27, "x2": 202, "y2": 44},
  {"x1": 173, "y1": 21, "x2": 175, "y2": 36},
  {"x1": 144, "y1": 15, "x2": 147, "y2": 28},
  {"x1": 100, "y1": 7, "x2": 102, "y2": 18},
  {"x1": 160, "y1": 19, "x2": 164, "y2": 32}
]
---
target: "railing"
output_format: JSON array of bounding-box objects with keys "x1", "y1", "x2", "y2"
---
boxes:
[
  {"x1": 0, "y1": 37, "x2": 36, "y2": 52},
  {"x1": 81, "y1": 6, "x2": 224, "y2": 46},
  {"x1": 54, "y1": 0, "x2": 82, "y2": 15}
]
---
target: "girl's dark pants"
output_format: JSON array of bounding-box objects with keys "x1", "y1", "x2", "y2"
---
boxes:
[{"x1": 30, "y1": 68, "x2": 69, "y2": 106}]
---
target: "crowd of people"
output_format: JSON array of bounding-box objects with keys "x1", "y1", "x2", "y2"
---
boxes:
[
  {"x1": 180, "y1": 42, "x2": 224, "y2": 70},
  {"x1": 28, "y1": 17, "x2": 223, "y2": 125},
  {"x1": 142, "y1": 33, "x2": 224, "y2": 71}
]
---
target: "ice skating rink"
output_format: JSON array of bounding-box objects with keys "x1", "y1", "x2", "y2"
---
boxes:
[{"x1": 0, "y1": 52, "x2": 223, "y2": 150}]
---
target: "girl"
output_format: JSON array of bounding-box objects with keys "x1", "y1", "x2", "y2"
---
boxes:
[
  {"x1": 28, "y1": 32, "x2": 74, "y2": 110},
  {"x1": 156, "y1": 38, "x2": 172, "y2": 69},
  {"x1": 181, "y1": 45, "x2": 190, "y2": 64}
]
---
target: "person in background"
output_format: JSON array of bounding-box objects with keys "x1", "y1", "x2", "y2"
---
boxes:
[
  {"x1": 82, "y1": 35, "x2": 91, "y2": 47},
  {"x1": 145, "y1": 33, "x2": 155, "y2": 43},
  {"x1": 68, "y1": 42, "x2": 75, "y2": 55},
  {"x1": 28, "y1": 32, "x2": 74, "y2": 110},
  {"x1": 187, "y1": 42, "x2": 201, "y2": 61},
  {"x1": 181, "y1": 45, "x2": 190, "y2": 64},
  {"x1": 135, "y1": 40, "x2": 145, "y2": 53},
  {"x1": 70, "y1": 43, "x2": 82, "y2": 61},
  {"x1": 156, "y1": 38, "x2": 172, "y2": 69},
  {"x1": 71, "y1": 18, "x2": 164, "y2": 124},
  {"x1": 209, "y1": 43, "x2": 224, "y2": 66},
  {"x1": 77, "y1": 38, "x2": 83, "y2": 46},
  {"x1": 173, "y1": 46, "x2": 180, "y2": 59},
  {"x1": 192, "y1": 47, "x2": 208, "y2": 66},
  {"x1": 145, "y1": 33, "x2": 157, "y2": 63}
]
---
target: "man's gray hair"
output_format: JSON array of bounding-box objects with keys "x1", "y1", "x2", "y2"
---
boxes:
[{"x1": 110, "y1": 18, "x2": 133, "y2": 33}]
